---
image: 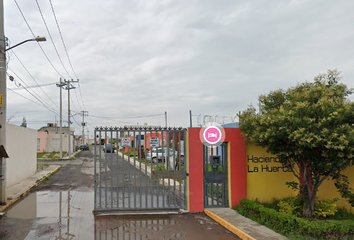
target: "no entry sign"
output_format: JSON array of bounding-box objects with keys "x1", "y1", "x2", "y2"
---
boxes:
[{"x1": 121, "y1": 137, "x2": 131, "y2": 148}]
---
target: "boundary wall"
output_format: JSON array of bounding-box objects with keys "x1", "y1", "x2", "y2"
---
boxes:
[
  {"x1": 187, "y1": 127, "x2": 354, "y2": 212},
  {"x1": 6, "y1": 124, "x2": 37, "y2": 188}
]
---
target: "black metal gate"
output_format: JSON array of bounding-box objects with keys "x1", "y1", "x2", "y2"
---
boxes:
[
  {"x1": 203, "y1": 142, "x2": 228, "y2": 207},
  {"x1": 94, "y1": 126, "x2": 186, "y2": 213}
]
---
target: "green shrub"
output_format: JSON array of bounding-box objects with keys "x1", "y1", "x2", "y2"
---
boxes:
[
  {"x1": 276, "y1": 196, "x2": 338, "y2": 218},
  {"x1": 277, "y1": 196, "x2": 302, "y2": 216},
  {"x1": 234, "y1": 199, "x2": 354, "y2": 240},
  {"x1": 314, "y1": 198, "x2": 339, "y2": 218},
  {"x1": 332, "y1": 207, "x2": 354, "y2": 220}
]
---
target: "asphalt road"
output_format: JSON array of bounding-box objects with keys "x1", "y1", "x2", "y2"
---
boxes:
[{"x1": 0, "y1": 147, "x2": 240, "y2": 240}]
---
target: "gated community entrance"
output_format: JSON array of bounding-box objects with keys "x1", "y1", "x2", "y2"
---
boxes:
[
  {"x1": 94, "y1": 126, "x2": 186, "y2": 212},
  {"x1": 94, "y1": 127, "x2": 248, "y2": 213}
]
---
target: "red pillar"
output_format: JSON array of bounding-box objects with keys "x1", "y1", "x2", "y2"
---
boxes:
[
  {"x1": 188, "y1": 128, "x2": 204, "y2": 212},
  {"x1": 187, "y1": 127, "x2": 247, "y2": 212},
  {"x1": 228, "y1": 128, "x2": 247, "y2": 207}
]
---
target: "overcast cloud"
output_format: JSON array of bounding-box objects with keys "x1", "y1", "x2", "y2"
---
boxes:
[{"x1": 3, "y1": 0, "x2": 354, "y2": 136}]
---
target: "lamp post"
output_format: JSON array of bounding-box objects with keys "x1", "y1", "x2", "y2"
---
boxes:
[
  {"x1": 5, "y1": 36, "x2": 46, "y2": 52},
  {"x1": 0, "y1": 1, "x2": 46, "y2": 203}
]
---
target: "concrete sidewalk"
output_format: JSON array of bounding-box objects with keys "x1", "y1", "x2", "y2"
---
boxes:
[
  {"x1": 0, "y1": 165, "x2": 61, "y2": 216},
  {"x1": 205, "y1": 208, "x2": 288, "y2": 240}
]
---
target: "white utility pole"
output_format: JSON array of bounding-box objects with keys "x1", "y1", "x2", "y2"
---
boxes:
[
  {"x1": 0, "y1": 0, "x2": 7, "y2": 204},
  {"x1": 87, "y1": 129, "x2": 90, "y2": 144},
  {"x1": 64, "y1": 79, "x2": 78, "y2": 157},
  {"x1": 81, "y1": 111, "x2": 88, "y2": 145},
  {"x1": 56, "y1": 79, "x2": 66, "y2": 159},
  {"x1": 0, "y1": 1, "x2": 45, "y2": 203}
]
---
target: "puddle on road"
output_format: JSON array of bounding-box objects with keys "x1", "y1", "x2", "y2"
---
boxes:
[
  {"x1": 5, "y1": 191, "x2": 95, "y2": 240},
  {"x1": 94, "y1": 214, "x2": 238, "y2": 240},
  {"x1": 2, "y1": 191, "x2": 238, "y2": 240},
  {"x1": 95, "y1": 215, "x2": 185, "y2": 239}
]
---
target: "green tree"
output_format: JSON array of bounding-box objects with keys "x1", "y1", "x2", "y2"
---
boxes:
[{"x1": 239, "y1": 70, "x2": 354, "y2": 218}]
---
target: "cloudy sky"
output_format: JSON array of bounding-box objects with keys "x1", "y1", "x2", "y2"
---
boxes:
[{"x1": 3, "y1": 0, "x2": 354, "y2": 137}]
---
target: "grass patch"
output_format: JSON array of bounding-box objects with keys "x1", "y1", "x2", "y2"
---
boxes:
[
  {"x1": 37, "y1": 151, "x2": 67, "y2": 160},
  {"x1": 37, "y1": 152, "x2": 47, "y2": 158}
]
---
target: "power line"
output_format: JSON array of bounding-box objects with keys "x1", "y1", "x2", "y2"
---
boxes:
[
  {"x1": 73, "y1": 87, "x2": 83, "y2": 111},
  {"x1": 78, "y1": 82, "x2": 86, "y2": 110},
  {"x1": 70, "y1": 94, "x2": 80, "y2": 113},
  {"x1": 35, "y1": 0, "x2": 72, "y2": 79},
  {"x1": 90, "y1": 113, "x2": 165, "y2": 120},
  {"x1": 71, "y1": 113, "x2": 81, "y2": 127},
  {"x1": 49, "y1": 0, "x2": 86, "y2": 111},
  {"x1": 10, "y1": 51, "x2": 59, "y2": 108},
  {"x1": 8, "y1": 87, "x2": 44, "y2": 107},
  {"x1": 8, "y1": 70, "x2": 58, "y2": 114},
  {"x1": 8, "y1": 82, "x2": 57, "y2": 91},
  {"x1": 87, "y1": 113, "x2": 166, "y2": 126},
  {"x1": 8, "y1": 67, "x2": 51, "y2": 109},
  {"x1": 7, "y1": 71, "x2": 60, "y2": 117},
  {"x1": 13, "y1": 0, "x2": 65, "y2": 78},
  {"x1": 49, "y1": 0, "x2": 78, "y2": 79}
]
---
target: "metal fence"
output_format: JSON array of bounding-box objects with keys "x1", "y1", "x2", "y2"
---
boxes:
[
  {"x1": 93, "y1": 126, "x2": 186, "y2": 212},
  {"x1": 203, "y1": 142, "x2": 228, "y2": 207}
]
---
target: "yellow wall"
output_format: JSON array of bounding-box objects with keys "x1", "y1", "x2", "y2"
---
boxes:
[
  {"x1": 317, "y1": 166, "x2": 354, "y2": 212},
  {"x1": 246, "y1": 143, "x2": 297, "y2": 202},
  {"x1": 246, "y1": 142, "x2": 354, "y2": 211}
]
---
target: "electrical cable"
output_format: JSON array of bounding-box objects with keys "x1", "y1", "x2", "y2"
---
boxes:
[
  {"x1": 49, "y1": 0, "x2": 78, "y2": 79},
  {"x1": 8, "y1": 82, "x2": 57, "y2": 91},
  {"x1": 49, "y1": 0, "x2": 86, "y2": 110},
  {"x1": 8, "y1": 88, "x2": 44, "y2": 107},
  {"x1": 35, "y1": 0, "x2": 72, "y2": 79},
  {"x1": 13, "y1": 0, "x2": 65, "y2": 78},
  {"x1": 71, "y1": 113, "x2": 81, "y2": 127},
  {"x1": 7, "y1": 71, "x2": 60, "y2": 117},
  {"x1": 77, "y1": 82, "x2": 86, "y2": 110},
  {"x1": 7, "y1": 67, "x2": 52, "y2": 110},
  {"x1": 10, "y1": 51, "x2": 59, "y2": 108},
  {"x1": 89, "y1": 113, "x2": 165, "y2": 120},
  {"x1": 73, "y1": 88, "x2": 83, "y2": 111},
  {"x1": 70, "y1": 96, "x2": 80, "y2": 114}
]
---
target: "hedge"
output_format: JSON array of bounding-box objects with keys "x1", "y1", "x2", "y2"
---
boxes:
[{"x1": 234, "y1": 199, "x2": 354, "y2": 240}]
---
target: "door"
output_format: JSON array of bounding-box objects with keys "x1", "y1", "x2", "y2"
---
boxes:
[{"x1": 203, "y1": 142, "x2": 228, "y2": 207}]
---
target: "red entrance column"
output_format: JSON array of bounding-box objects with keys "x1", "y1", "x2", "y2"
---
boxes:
[{"x1": 188, "y1": 127, "x2": 247, "y2": 212}]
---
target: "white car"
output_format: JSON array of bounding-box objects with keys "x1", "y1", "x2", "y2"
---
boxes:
[{"x1": 146, "y1": 148, "x2": 184, "y2": 163}]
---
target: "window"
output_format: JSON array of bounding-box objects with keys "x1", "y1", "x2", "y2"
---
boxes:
[
  {"x1": 37, "y1": 138, "x2": 40, "y2": 151},
  {"x1": 51, "y1": 138, "x2": 60, "y2": 149}
]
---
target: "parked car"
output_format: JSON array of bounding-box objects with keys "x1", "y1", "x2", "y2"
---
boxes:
[
  {"x1": 146, "y1": 148, "x2": 184, "y2": 163},
  {"x1": 103, "y1": 143, "x2": 115, "y2": 153},
  {"x1": 80, "y1": 144, "x2": 89, "y2": 151}
]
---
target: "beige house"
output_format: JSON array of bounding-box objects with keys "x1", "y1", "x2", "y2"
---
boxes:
[{"x1": 37, "y1": 123, "x2": 75, "y2": 153}]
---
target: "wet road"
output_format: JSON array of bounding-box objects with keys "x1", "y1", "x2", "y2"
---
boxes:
[{"x1": 0, "y1": 147, "x2": 240, "y2": 240}]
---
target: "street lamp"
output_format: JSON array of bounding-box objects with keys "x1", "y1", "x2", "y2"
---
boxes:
[
  {"x1": 5, "y1": 36, "x2": 46, "y2": 52},
  {"x1": 0, "y1": 34, "x2": 46, "y2": 204}
]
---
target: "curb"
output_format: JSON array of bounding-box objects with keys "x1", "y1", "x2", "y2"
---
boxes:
[
  {"x1": 0, "y1": 165, "x2": 62, "y2": 215},
  {"x1": 204, "y1": 209, "x2": 257, "y2": 240}
]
